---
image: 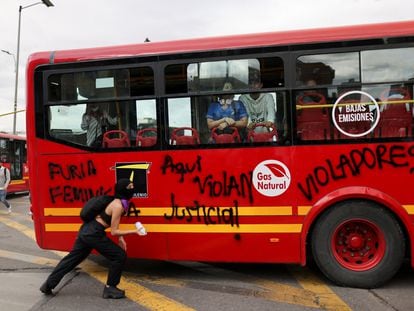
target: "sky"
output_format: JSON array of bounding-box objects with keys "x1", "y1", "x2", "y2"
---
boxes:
[{"x1": 1, "y1": 0, "x2": 413, "y2": 134}]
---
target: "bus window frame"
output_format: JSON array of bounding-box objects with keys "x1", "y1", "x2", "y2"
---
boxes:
[
  {"x1": 38, "y1": 62, "x2": 159, "y2": 150},
  {"x1": 160, "y1": 52, "x2": 288, "y2": 96},
  {"x1": 291, "y1": 43, "x2": 414, "y2": 145}
]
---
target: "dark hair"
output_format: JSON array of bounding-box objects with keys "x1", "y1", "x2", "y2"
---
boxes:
[{"x1": 249, "y1": 72, "x2": 261, "y2": 84}]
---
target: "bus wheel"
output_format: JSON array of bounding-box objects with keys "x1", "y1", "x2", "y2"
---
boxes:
[{"x1": 311, "y1": 200, "x2": 405, "y2": 288}]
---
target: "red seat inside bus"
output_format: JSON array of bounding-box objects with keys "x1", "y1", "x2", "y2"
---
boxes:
[
  {"x1": 247, "y1": 123, "x2": 277, "y2": 142},
  {"x1": 102, "y1": 130, "x2": 130, "y2": 148},
  {"x1": 376, "y1": 87, "x2": 413, "y2": 138},
  {"x1": 211, "y1": 127, "x2": 241, "y2": 144},
  {"x1": 170, "y1": 127, "x2": 200, "y2": 145},
  {"x1": 136, "y1": 128, "x2": 157, "y2": 147},
  {"x1": 296, "y1": 92, "x2": 331, "y2": 140}
]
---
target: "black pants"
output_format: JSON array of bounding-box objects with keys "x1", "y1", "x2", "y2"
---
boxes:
[{"x1": 45, "y1": 220, "x2": 127, "y2": 289}]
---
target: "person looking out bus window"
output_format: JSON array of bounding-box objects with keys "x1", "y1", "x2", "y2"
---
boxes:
[
  {"x1": 206, "y1": 82, "x2": 248, "y2": 137},
  {"x1": 40, "y1": 179, "x2": 144, "y2": 299},
  {"x1": 239, "y1": 73, "x2": 276, "y2": 133},
  {"x1": 81, "y1": 103, "x2": 118, "y2": 147},
  {"x1": 0, "y1": 160, "x2": 11, "y2": 214}
]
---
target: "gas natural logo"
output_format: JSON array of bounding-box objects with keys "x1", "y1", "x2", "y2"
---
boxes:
[{"x1": 252, "y1": 160, "x2": 291, "y2": 197}]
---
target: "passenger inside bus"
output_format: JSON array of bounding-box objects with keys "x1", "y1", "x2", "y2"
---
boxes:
[
  {"x1": 206, "y1": 82, "x2": 248, "y2": 143},
  {"x1": 81, "y1": 103, "x2": 118, "y2": 147},
  {"x1": 239, "y1": 73, "x2": 276, "y2": 135}
]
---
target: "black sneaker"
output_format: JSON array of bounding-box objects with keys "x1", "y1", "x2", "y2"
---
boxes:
[
  {"x1": 40, "y1": 281, "x2": 53, "y2": 295},
  {"x1": 103, "y1": 286, "x2": 125, "y2": 299}
]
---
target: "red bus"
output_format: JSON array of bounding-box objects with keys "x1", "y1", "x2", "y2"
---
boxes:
[
  {"x1": 0, "y1": 132, "x2": 29, "y2": 194},
  {"x1": 27, "y1": 20, "x2": 414, "y2": 288}
]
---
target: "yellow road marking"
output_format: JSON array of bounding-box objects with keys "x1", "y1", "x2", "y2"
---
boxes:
[
  {"x1": 173, "y1": 261, "x2": 351, "y2": 310},
  {"x1": 0, "y1": 215, "x2": 195, "y2": 310},
  {"x1": 0, "y1": 249, "x2": 59, "y2": 266},
  {"x1": 0, "y1": 215, "x2": 37, "y2": 240},
  {"x1": 253, "y1": 278, "x2": 319, "y2": 308},
  {"x1": 130, "y1": 271, "x2": 319, "y2": 308},
  {"x1": 288, "y1": 266, "x2": 351, "y2": 311},
  {"x1": 80, "y1": 260, "x2": 195, "y2": 311}
]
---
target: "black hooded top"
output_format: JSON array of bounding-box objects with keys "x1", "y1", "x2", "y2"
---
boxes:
[{"x1": 114, "y1": 178, "x2": 134, "y2": 200}]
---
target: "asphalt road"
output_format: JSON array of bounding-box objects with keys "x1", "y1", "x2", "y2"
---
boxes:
[{"x1": 0, "y1": 194, "x2": 413, "y2": 311}]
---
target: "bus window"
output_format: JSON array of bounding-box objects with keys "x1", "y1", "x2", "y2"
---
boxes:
[
  {"x1": 166, "y1": 91, "x2": 288, "y2": 145},
  {"x1": 189, "y1": 58, "x2": 283, "y2": 92},
  {"x1": 46, "y1": 67, "x2": 155, "y2": 148},
  {"x1": 130, "y1": 67, "x2": 155, "y2": 96},
  {"x1": 295, "y1": 87, "x2": 331, "y2": 141},
  {"x1": 136, "y1": 99, "x2": 157, "y2": 147},
  {"x1": 360, "y1": 47, "x2": 414, "y2": 138},
  {"x1": 296, "y1": 52, "x2": 359, "y2": 86},
  {"x1": 361, "y1": 47, "x2": 414, "y2": 83},
  {"x1": 0, "y1": 138, "x2": 8, "y2": 163},
  {"x1": 166, "y1": 57, "x2": 284, "y2": 95},
  {"x1": 362, "y1": 84, "x2": 413, "y2": 139},
  {"x1": 49, "y1": 104, "x2": 87, "y2": 144},
  {"x1": 167, "y1": 97, "x2": 202, "y2": 145},
  {"x1": 166, "y1": 57, "x2": 286, "y2": 145}
]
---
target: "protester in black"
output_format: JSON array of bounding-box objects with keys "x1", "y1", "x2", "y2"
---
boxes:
[{"x1": 40, "y1": 178, "x2": 141, "y2": 299}]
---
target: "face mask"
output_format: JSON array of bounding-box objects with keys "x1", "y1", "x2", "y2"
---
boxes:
[
  {"x1": 124, "y1": 188, "x2": 134, "y2": 200},
  {"x1": 220, "y1": 99, "x2": 232, "y2": 105},
  {"x1": 115, "y1": 179, "x2": 135, "y2": 200},
  {"x1": 92, "y1": 106, "x2": 99, "y2": 112},
  {"x1": 121, "y1": 199, "x2": 129, "y2": 213}
]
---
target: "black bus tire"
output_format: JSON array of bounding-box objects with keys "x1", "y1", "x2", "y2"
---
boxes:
[{"x1": 311, "y1": 200, "x2": 405, "y2": 288}]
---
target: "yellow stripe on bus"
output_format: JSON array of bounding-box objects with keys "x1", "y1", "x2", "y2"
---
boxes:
[
  {"x1": 403, "y1": 205, "x2": 414, "y2": 214},
  {"x1": 43, "y1": 204, "x2": 414, "y2": 218},
  {"x1": 9, "y1": 180, "x2": 26, "y2": 185},
  {"x1": 298, "y1": 206, "x2": 312, "y2": 215},
  {"x1": 117, "y1": 163, "x2": 150, "y2": 170},
  {"x1": 44, "y1": 206, "x2": 293, "y2": 217},
  {"x1": 44, "y1": 223, "x2": 302, "y2": 233}
]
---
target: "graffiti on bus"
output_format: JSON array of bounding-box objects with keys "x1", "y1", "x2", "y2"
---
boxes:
[{"x1": 298, "y1": 144, "x2": 414, "y2": 201}]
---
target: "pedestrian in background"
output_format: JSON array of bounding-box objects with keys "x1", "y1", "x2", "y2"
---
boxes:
[{"x1": 0, "y1": 161, "x2": 11, "y2": 214}]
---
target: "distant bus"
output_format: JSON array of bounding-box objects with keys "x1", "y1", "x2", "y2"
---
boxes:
[
  {"x1": 27, "y1": 20, "x2": 414, "y2": 288},
  {"x1": 0, "y1": 132, "x2": 29, "y2": 194}
]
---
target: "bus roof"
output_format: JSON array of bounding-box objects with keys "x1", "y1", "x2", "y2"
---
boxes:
[{"x1": 29, "y1": 20, "x2": 414, "y2": 64}]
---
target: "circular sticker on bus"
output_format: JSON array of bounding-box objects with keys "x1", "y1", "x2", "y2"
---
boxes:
[
  {"x1": 252, "y1": 160, "x2": 291, "y2": 197},
  {"x1": 331, "y1": 90, "x2": 380, "y2": 137}
]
